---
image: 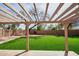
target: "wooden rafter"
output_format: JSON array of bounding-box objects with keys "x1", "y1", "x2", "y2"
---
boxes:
[
  {"x1": 29, "y1": 3, "x2": 41, "y2": 30},
  {"x1": 0, "y1": 3, "x2": 78, "y2": 25},
  {"x1": 3, "y1": 3, "x2": 29, "y2": 21},
  {"x1": 0, "y1": 13, "x2": 19, "y2": 22},
  {"x1": 0, "y1": 6, "x2": 21, "y2": 22},
  {"x1": 30, "y1": 3, "x2": 49, "y2": 30},
  {"x1": 43, "y1": 3, "x2": 49, "y2": 20},
  {"x1": 49, "y1": 3, "x2": 64, "y2": 21},
  {"x1": 0, "y1": 21, "x2": 64, "y2": 24},
  {"x1": 0, "y1": 17, "x2": 17, "y2": 22},
  {"x1": 18, "y1": 3, "x2": 33, "y2": 21},
  {"x1": 64, "y1": 13, "x2": 79, "y2": 23},
  {"x1": 0, "y1": 12, "x2": 21, "y2": 22},
  {"x1": 55, "y1": 3, "x2": 77, "y2": 21},
  {"x1": 33, "y1": 3, "x2": 39, "y2": 21},
  {"x1": 59, "y1": 7, "x2": 79, "y2": 21}
]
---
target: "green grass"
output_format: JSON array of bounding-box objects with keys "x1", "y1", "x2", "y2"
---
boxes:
[{"x1": 0, "y1": 35, "x2": 79, "y2": 54}]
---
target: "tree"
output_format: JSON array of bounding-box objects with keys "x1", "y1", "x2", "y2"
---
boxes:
[
  {"x1": 29, "y1": 8, "x2": 50, "y2": 30},
  {"x1": 55, "y1": 24, "x2": 63, "y2": 30},
  {"x1": 10, "y1": 24, "x2": 19, "y2": 36}
]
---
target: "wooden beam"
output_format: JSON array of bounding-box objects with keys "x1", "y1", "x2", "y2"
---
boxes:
[
  {"x1": 0, "y1": 21, "x2": 65, "y2": 24},
  {"x1": 0, "y1": 17, "x2": 79, "y2": 24},
  {"x1": 65, "y1": 15, "x2": 79, "y2": 23},
  {"x1": 0, "y1": 16, "x2": 16, "y2": 22},
  {"x1": 64, "y1": 13, "x2": 79, "y2": 23},
  {"x1": 0, "y1": 13, "x2": 20, "y2": 22},
  {"x1": 18, "y1": 3, "x2": 33, "y2": 21},
  {"x1": 3, "y1": 3, "x2": 29, "y2": 21},
  {"x1": 59, "y1": 7, "x2": 79, "y2": 21},
  {"x1": 25, "y1": 25, "x2": 29, "y2": 51},
  {"x1": 0, "y1": 6, "x2": 21, "y2": 22},
  {"x1": 49, "y1": 3, "x2": 64, "y2": 21},
  {"x1": 43, "y1": 3, "x2": 49, "y2": 20},
  {"x1": 33, "y1": 3, "x2": 39, "y2": 21},
  {"x1": 30, "y1": 3, "x2": 49, "y2": 30},
  {"x1": 63, "y1": 23, "x2": 69, "y2": 56},
  {"x1": 30, "y1": 3, "x2": 63, "y2": 29},
  {"x1": 55, "y1": 3, "x2": 77, "y2": 21},
  {"x1": 43, "y1": 3, "x2": 49, "y2": 29}
]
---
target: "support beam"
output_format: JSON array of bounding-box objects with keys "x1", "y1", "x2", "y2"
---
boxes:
[
  {"x1": 55, "y1": 3, "x2": 77, "y2": 21},
  {"x1": 0, "y1": 21, "x2": 64, "y2": 24},
  {"x1": 49, "y1": 3, "x2": 64, "y2": 21},
  {"x1": 30, "y1": 3, "x2": 49, "y2": 30},
  {"x1": 63, "y1": 23, "x2": 69, "y2": 56},
  {"x1": 58, "y1": 7, "x2": 79, "y2": 21},
  {"x1": 26, "y1": 24, "x2": 30, "y2": 51},
  {"x1": 64, "y1": 13, "x2": 79, "y2": 23},
  {"x1": 18, "y1": 3, "x2": 33, "y2": 21},
  {"x1": 0, "y1": 6, "x2": 20, "y2": 22},
  {"x1": 3, "y1": 3, "x2": 29, "y2": 21},
  {"x1": 43, "y1": 3, "x2": 49, "y2": 20},
  {"x1": 33, "y1": 3, "x2": 39, "y2": 21}
]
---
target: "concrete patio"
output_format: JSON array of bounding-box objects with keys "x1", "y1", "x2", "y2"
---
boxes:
[
  {"x1": 0, "y1": 36, "x2": 21, "y2": 44},
  {"x1": 0, "y1": 50, "x2": 78, "y2": 56}
]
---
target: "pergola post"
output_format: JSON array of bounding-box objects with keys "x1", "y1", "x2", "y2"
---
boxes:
[
  {"x1": 63, "y1": 23, "x2": 69, "y2": 56},
  {"x1": 25, "y1": 24, "x2": 30, "y2": 51}
]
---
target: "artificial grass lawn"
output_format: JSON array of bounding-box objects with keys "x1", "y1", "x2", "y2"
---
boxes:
[{"x1": 0, "y1": 35, "x2": 79, "y2": 54}]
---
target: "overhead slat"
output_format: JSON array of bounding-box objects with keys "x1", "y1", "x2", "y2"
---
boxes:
[
  {"x1": 33, "y1": 3, "x2": 39, "y2": 21},
  {"x1": 0, "y1": 14, "x2": 24, "y2": 22},
  {"x1": 49, "y1": 3, "x2": 64, "y2": 21},
  {"x1": 0, "y1": 16, "x2": 16, "y2": 22},
  {"x1": 0, "y1": 3, "x2": 78, "y2": 24},
  {"x1": 31, "y1": 3, "x2": 49, "y2": 29},
  {"x1": 59, "y1": 7, "x2": 79, "y2": 21},
  {"x1": 42, "y1": 3, "x2": 49, "y2": 29},
  {"x1": 0, "y1": 6, "x2": 21, "y2": 22},
  {"x1": 54, "y1": 3, "x2": 77, "y2": 21},
  {"x1": 0, "y1": 13, "x2": 21, "y2": 22},
  {"x1": 30, "y1": 3, "x2": 41, "y2": 30},
  {"x1": 43, "y1": 3, "x2": 49, "y2": 20},
  {"x1": 3, "y1": 3, "x2": 29, "y2": 21},
  {"x1": 65, "y1": 16, "x2": 79, "y2": 23},
  {"x1": 18, "y1": 3, "x2": 33, "y2": 21},
  {"x1": 69, "y1": 16, "x2": 79, "y2": 22},
  {"x1": 64, "y1": 13, "x2": 79, "y2": 22}
]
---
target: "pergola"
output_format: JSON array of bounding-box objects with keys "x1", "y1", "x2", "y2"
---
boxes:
[{"x1": 0, "y1": 3, "x2": 79, "y2": 56}]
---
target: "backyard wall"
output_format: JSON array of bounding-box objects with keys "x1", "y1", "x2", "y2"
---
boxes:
[
  {"x1": 0, "y1": 30, "x2": 79, "y2": 36},
  {"x1": 0, "y1": 29, "x2": 12, "y2": 37},
  {"x1": 29, "y1": 30, "x2": 79, "y2": 36}
]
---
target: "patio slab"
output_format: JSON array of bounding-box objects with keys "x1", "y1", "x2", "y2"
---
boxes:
[
  {"x1": 0, "y1": 50, "x2": 78, "y2": 56},
  {"x1": 20, "y1": 50, "x2": 78, "y2": 56},
  {"x1": 0, "y1": 36, "x2": 21, "y2": 44},
  {"x1": 0, "y1": 50, "x2": 25, "y2": 56}
]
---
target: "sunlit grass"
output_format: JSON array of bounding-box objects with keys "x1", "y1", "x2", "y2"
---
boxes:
[{"x1": 0, "y1": 35, "x2": 79, "y2": 54}]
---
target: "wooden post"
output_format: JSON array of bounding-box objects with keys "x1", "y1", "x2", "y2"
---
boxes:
[
  {"x1": 26, "y1": 24, "x2": 30, "y2": 51},
  {"x1": 63, "y1": 23, "x2": 69, "y2": 56}
]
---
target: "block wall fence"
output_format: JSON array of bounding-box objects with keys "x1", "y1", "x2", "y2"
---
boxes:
[{"x1": 0, "y1": 29, "x2": 79, "y2": 36}]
